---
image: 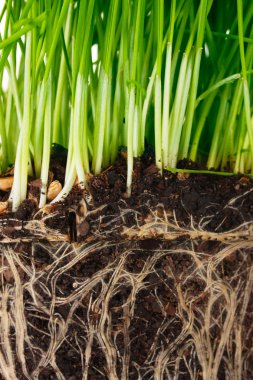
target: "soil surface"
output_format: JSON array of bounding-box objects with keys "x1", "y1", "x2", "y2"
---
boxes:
[{"x1": 0, "y1": 150, "x2": 253, "y2": 379}]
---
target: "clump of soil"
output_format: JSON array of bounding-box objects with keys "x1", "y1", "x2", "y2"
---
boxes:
[{"x1": 0, "y1": 151, "x2": 253, "y2": 379}]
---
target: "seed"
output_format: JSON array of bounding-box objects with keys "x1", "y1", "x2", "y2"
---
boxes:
[
  {"x1": 0, "y1": 201, "x2": 8, "y2": 214},
  {"x1": 0, "y1": 176, "x2": 13, "y2": 191},
  {"x1": 47, "y1": 180, "x2": 62, "y2": 201},
  {"x1": 177, "y1": 172, "x2": 190, "y2": 181},
  {"x1": 239, "y1": 176, "x2": 249, "y2": 184}
]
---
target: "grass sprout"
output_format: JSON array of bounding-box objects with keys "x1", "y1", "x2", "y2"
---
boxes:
[{"x1": 0, "y1": 1, "x2": 251, "y2": 208}]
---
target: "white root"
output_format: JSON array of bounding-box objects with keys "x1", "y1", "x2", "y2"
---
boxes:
[{"x1": 0, "y1": 208, "x2": 252, "y2": 379}]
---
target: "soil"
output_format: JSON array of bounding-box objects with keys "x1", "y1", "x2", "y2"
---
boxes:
[{"x1": 0, "y1": 149, "x2": 253, "y2": 379}]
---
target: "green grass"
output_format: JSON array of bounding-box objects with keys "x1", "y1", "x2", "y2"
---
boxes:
[{"x1": 0, "y1": 0, "x2": 252, "y2": 210}]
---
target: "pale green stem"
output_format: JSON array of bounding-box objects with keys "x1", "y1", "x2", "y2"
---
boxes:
[
  {"x1": 162, "y1": 43, "x2": 172, "y2": 167},
  {"x1": 53, "y1": 2, "x2": 73, "y2": 143},
  {"x1": 12, "y1": 31, "x2": 32, "y2": 211},
  {"x1": 154, "y1": 75, "x2": 162, "y2": 170},
  {"x1": 126, "y1": 87, "x2": 135, "y2": 196},
  {"x1": 73, "y1": 74, "x2": 86, "y2": 186},
  {"x1": 207, "y1": 86, "x2": 229, "y2": 169},
  {"x1": 39, "y1": 75, "x2": 52, "y2": 208},
  {"x1": 92, "y1": 69, "x2": 109, "y2": 174}
]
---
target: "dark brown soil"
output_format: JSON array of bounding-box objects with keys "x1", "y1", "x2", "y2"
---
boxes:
[{"x1": 0, "y1": 150, "x2": 253, "y2": 379}]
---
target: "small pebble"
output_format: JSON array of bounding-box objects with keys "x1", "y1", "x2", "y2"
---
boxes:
[{"x1": 177, "y1": 172, "x2": 190, "y2": 181}]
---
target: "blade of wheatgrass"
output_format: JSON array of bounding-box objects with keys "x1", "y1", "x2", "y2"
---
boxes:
[
  {"x1": 89, "y1": 64, "x2": 97, "y2": 129},
  {"x1": 33, "y1": 6, "x2": 51, "y2": 177},
  {"x1": 237, "y1": 0, "x2": 253, "y2": 172},
  {"x1": 126, "y1": 86, "x2": 135, "y2": 195},
  {"x1": 110, "y1": 40, "x2": 125, "y2": 162},
  {"x1": 126, "y1": 0, "x2": 146, "y2": 196},
  {"x1": 190, "y1": 89, "x2": 218, "y2": 163},
  {"x1": 162, "y1": 0, "x2": 176, "y2": 167},
  {"x1": 154, "y1": 0, "x2": 163, "y2": 171},
  {"x1": 39, "y1": 0, "x2": 73, "y2": 207},
  {"x1": 189, "y1": 40, "x2": 244, "y2": 164},
  {"x1": 72, "y1": 1, "x2": 88, "y2": 89},
  {"x1": 121, "y1": 0, "x2": 130, "y2": 148},
  {"x1": 207, "y1": 85, "x2": 229, "y2": 169},
  {"x1": 141, "y1": 11, "x2": 176, "y2": 147},
  {"x1": 161, "y1": 43, "x2": 172, "y2": 167},
  {"x1": 195, "y1": 73, "x2": 241, "y2": 108},
  {"x1": 78, "y1": 0, "x2": 95, "y2": 174},
  {"x1": 241, "y1": 133, "x2": 252, "y2": 173},
  {"x1": 53, "y1": 2, "x2": 73, "y2": 143},
  {"x1": 165, "y1": 167, "x2": 239, "y2": 177},
  {"x1": 4, "y1": 86, "x2": 14, "y2": 162},
  {"x1": 204, "y1": 2, "x2": 252, "y2": 170},
  {"x1": 106, "y1": 10, "x2": 127, "y2": 162},
  {"x1": 0, "y1": 98, "x2": 8, "y2": 171},
  {"x1": 134, "y1": 7, "x2": 146, "y2": 158},
  {"x1": 92, "y1": 0, "x2": 119, "y2": 175},
  {"x1": 178, "y1": 48, "x2": 202, "y2": 159},
  {"x1": 71, "y1": 0, "x2": 95, "y2": 186},
  {"x1": 234, "y1": 27, "x2": 253, "y2": 172},
  {"x1": 0, "y1": 14, "x2": 46, "y2": 50},
  {"x1": 33, "y1": 81, "x2": 46, "y2": 177},
  {"x1": 7, "y1": 3, "x2": 36, "y2": 174},
  {"x1": 12, "y1": 30, "x2": 32, "y2": 211},
  {"x1": 154, "y1": 73, "x2": 162, "y2": 169},
  {"x1": 38, "y1": 0, "x2": 55, "y2": 207},
  {"x1": 13, "y1": 12, "x2": 47, "y2": 32},
  {"x1": 8, "y1": 135, "x2": 22, "y2": 203},
  {"x1": 55, "y1": 0, "x2": 96, "y2": 202},
  {"x1": 3, "y1": 0, "x2": 12, "y2": 40},
  {"x1": 72, "y1": 74, "x2": 87, "y2": 186},
  {"x1": 60, "y1": 83, "x2": 70, "y2": 147},
  {"x1": 234, "y1": 113, "x2": 247, "y2": 173},
  {"x1": 139, "y1": 16, "x2": 153, "y2": 152},
  {"x1": 35, "y1": 36, "x2": 46, "y2": 78},
  {"x1": 9, "y1": 49, "x2": 35, "y2": 174},
  {"x1": 9, "y1": 50, "x2": 23, "y2": 130},
  {"x1": 170, "y1": 1, "x2": 189, "y2": 73},
  {"x1": 64, "y1": 19, "x2": 75, "y2": 182},
  {"x1": 19, "y1": 0, "x2": 35, "y2": 20},
  {"x1": 241, "y1": 80, "x2": 253, "y2": 171},
  {"x1": 31, "y1": 0, "x2": 37, "y2": 96},
  {"x1": 60, "y1": 28, "x2": 72, "y2": 78},
  {"x1": 65, "y1": 111, "x2": 74, "y2": 181},
  {"x1": 211, "y1": 31, "x2": 253, "y2": 44},
  {"x1": 93, "y1": 67, "x2": 109, "y2": 172},
  {"x1": 103, "y1": 71, "x2": 112, "y2": 167},
  {"x1": 221, "y1": 81, "x2": 243, "y2": 170},
  {"x1": 161, "y1": 1, "x2": 191, "y2": 167},
  {"x1": 0, "y1": 3, "x2": 18, "y2": 170},
  {"x1": 235, "y1": 24, "x2": 253, "y2": 173},
  {"x1": 0, "y1": 4, "x2": 6, "y2": 22},
  {"x1": 178, "y1": 0, "x2": 209, "y2": 161},
  {"x1": 51, "y1": 0, "x2": 94, "y2": 203},
  {"x1": 167, "y1": 52, "x2": 190, "y2": 167},
  {"x1": 133, "y1": 105, "x2": 140, "y2": 157},
  {"x1": 81, "y1": 86, "x2": 90, "y2": 173},
  {"x1": 43, "y1": 0, "x2": 71, "y2": 82},
  {"x1": 39, "y1": 75, "x2": 52, "y2": 208}
]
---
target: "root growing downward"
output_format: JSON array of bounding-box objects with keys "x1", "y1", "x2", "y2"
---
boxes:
[{"x1": 0, "y1": 204, "x2": 252, "y2": 379}]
